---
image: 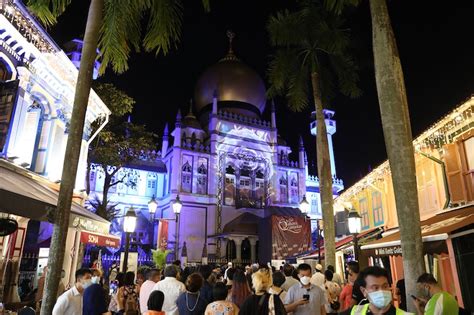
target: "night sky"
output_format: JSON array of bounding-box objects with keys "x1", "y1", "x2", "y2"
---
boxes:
[{"x1": 48, "y1": 0, "x2": 474, "y2": 188}]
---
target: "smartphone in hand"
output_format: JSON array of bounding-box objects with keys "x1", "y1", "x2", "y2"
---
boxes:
[{"x1": 303, "y1": 294, "x2": 310, "y2": 301}]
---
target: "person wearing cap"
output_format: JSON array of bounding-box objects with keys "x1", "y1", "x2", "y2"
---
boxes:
[{"x1": 310, "y1": 264, "x2": 325, "y2": 289}]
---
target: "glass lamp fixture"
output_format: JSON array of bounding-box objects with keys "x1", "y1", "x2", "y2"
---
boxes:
[
  {"x1": 299, "y1": 195, "x2": 310, "y2": 215},
  {"x1": 148, "y1": 196, "x2": 158, "y2": 215},
  {"x1": 173, "y1": 195, "x2": 183, "y2": 214},
  {"x1": 123, "y1": 208, "x2": 137, "y2": 233},
  {"x1": 347, "y1": 209, "x2": 362, "y2": 234}
]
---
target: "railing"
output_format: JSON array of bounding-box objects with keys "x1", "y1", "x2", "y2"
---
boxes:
[{"x1": 235, "y1": 196, "x2": 265, "y2": 209}]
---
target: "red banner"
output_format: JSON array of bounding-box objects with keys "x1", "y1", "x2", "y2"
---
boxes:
[
  {"x1": 157, "y1": 219, "x2": 169, "y2": 250},
  {"x1": 271, "y1": 215, "x2": 311, "y2": 259},
  {"x1": 80, "y1": 231, "x2": 121, "y2": 248}
]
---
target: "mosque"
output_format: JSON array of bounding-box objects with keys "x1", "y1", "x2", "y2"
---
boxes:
[{"x1": 88, "y1": 35, "x2": 345, "y2": 264}]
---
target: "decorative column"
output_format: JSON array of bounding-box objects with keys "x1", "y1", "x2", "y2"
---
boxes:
[
  {"x1": 235, "y1": 237, "x2": 242, "y2": 262},
  {"x1": 250, "y1": 238, "x2": 257, "y2": 263}
]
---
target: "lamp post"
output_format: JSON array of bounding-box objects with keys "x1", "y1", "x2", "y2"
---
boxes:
[
  {"x1": 148, "y1": 196, "x2": 158, "y2": 249},
  {"x1": 148, "y1": 195, "x2": 158, "y2": 220},
  {"x1": 299, "y1": 195, "x2": 310, "y2": 216},
  {"x1": 172, "y1": 194, "x2": 183, "y2": 260},
  {"x1": 347, "y1": 209, "x2": 362, "y2": 262},
  {"x1": 122, "y1": 207, "x2": 137, "y2": 273}
]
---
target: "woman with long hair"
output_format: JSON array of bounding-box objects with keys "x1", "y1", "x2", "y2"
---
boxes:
[{"x1": 227, "y1": 269, "x2": 251, "y2": 308}]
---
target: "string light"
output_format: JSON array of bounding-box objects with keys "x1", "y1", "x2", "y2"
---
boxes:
[{"x1": 338, "y1": 96, "x2": 473, "y2": 202}]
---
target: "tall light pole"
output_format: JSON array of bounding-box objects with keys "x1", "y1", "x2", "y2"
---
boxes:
[
  {"x1": 172, "y1": 194, "x2": 183, "y2": 260},
  {"x1": 347, "y1": 209, "x2": 362, "y2": 262},
  {"x1": 148, "y1": 195, "x2": 159, "y2": 248},
  {"x1": 122, "y1": 207, "x2": 137, "y2": 273}
]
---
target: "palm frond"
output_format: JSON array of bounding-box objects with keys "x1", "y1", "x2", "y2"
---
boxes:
[
  {"x1": 287, "y1": 65, "x2": 310, "y2": 112},
  {"x1": 329, "y1": 54, "x2": 362, "y2": 98},
  {"x1": 267, "y1": 10, "x2": 306, "y2": 47},
  {"x1": 143, "y1": 0, "x2": 183, "y2": 56},
  {"x1": 324, "y1": 0, "x2": 360, "y2": 15},
  {"x1": 27, "y1": 0, "x2": 71, "y2": 26},
  {"x1": 267, "y1": 49, "x2": 297, "y2": 98},
  {"x1": 98, "y1": 0, "x2": 144, "y2": 74}
]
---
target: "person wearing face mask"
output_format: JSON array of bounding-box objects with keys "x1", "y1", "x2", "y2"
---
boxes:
[
  {"x1": 53, "y1": 268, "x2": 93, "y2": 315},
  {"x1": 413, "y1": 273, "x2": 459, "y2": 315},
  {"x1": 339, "y1": 266, "x2": 413, "y2": 315},
  {"x1": 83, "y1": 269, "x2": 111, "y2": 315},
  {"x1": 284, "y1": 263, "x2": 327, "y2": 315}
]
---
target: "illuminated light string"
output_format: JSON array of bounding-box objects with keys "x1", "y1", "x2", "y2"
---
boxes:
[
  {"x1": 337, "y1": 97, "x2": 473, "y2": 202},
  {"x1": 1, "y1": 2, "x2": 57, "y2": 53}
]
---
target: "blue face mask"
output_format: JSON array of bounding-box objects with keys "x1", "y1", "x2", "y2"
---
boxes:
[{"x1": 368, "y1": 290, "x2": 392, "y2": 309}]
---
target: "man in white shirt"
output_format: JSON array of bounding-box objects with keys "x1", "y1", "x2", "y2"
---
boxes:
[
  {"x1": 310, "y1": 264, "x2": 325, "y2": 288},
  {"x1": 52, "y1": 268, "x2": 92, "y2": 315},
  {"x1": 140, "y1": 268, "x2": 161, "y2": 314},
  {"x1": 152, "y1": 265, "x2": 185, "y2": 315}
]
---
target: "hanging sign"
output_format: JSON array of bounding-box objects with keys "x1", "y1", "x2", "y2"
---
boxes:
[{"x1": 80, "y1": 231, "x2": 120, "y2": 248}]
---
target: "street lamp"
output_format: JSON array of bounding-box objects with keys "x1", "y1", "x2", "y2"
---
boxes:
[
  {"x1": 347, "y1": 209, "x2": 362, "y2": 261},
  {"x1": 299, "y1": 195, "x2": 310, "y2": 215},
  {"x1": 148, "y1": 195, "x2": 158, "y2": 219},
  {"x1": 173, "y1": 194, "x2": 183, "y2": 260},
  {"x1": 122, "y1": 207, "x2": 137, "y2": 272}
]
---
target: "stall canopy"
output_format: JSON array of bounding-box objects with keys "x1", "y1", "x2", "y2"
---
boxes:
[
  {"x1": 0, "y1": 159, "x2": 108, "y2": 224},
  {"x1": 361, "y1": 204, "x2": 474, "y2": 251}
]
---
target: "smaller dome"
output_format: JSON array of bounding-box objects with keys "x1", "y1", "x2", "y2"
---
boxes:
[{"x1": 183, "y1": 103, "x2": 202, "y2": 130}]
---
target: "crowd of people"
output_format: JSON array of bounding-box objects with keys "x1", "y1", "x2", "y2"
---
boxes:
[{"x1": 45, "y1": 260, "x2": 461, "y2": 315}]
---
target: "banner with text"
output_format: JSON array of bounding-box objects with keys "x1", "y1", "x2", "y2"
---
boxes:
[
  {"x1": 157, "y1": 219, "x2": 169, "y2": 250},
  {"x1": 271, "y1": 215, "x2": 311, "y2": 259}
]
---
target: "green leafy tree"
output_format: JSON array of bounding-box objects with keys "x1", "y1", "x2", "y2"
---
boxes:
[
  {"x1": 152, "y1": 249, "x2": 172, "y2": 270},
  {"x1": 267, "y1": 0, "x2": 360, "y2": 268},
  {"x1": 87, "y1": 83, "x2": 157, "y2": 221},
  {"x1": 27, "y1": 1, "x2": 187, "y2": 312}
]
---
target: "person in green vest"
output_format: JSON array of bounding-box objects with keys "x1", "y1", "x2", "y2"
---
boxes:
[
  {"x1": 339, "y1": 266, "x2": 413, "y2": 315},
  {"x1": 413, "y1": 273, "x2": 459, "y2": 315}
]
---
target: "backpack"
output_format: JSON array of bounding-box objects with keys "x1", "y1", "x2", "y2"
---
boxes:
[{"x1": 123, "y1": 285, "x2": 139, "y2": 315}]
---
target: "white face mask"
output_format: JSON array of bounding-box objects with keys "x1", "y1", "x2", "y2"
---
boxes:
[
  {"x1": 367, "y1": 290, "x2": 392, "y2": 309},
  {"x1": 300, "y1": 276, "x2": 311, "y2": 286},
  {"x1": 91, "y1": 276, "x2": 100, "y2": 284},
  {"x1": 82, "y1": 279, "x2": 93, "y2": 289}
]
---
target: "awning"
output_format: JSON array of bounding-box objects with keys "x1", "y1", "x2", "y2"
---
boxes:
[
  {"x1": 0, "y1": 159, "x2": 109, "y2": 224},
  {"x1": 80, "y1": 231, "x2": 120, "y2": 248},
  {"x1": 299, "y1": 235, "x2": 354, "y2": 259},
  {"x1": 361, "y1": 204, "x2": 474, "y2": 251}
]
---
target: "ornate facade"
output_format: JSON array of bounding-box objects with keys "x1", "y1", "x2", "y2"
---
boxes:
[{"x1": 89, "y1": 39, "x2": 345, "y2": 262}]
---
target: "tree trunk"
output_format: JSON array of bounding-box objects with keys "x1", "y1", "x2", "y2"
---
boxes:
[
  {"x1": 86, "y1": 161, "x2": 91, "y2": 195},
  {"x1": 370, "y1": 0, "x2": 424, "y2": 311},
  {"x1": 40, "y1": 0, "x2": 103, "y2": 314},
  {"x1": 311, "y1": 72, "x2": 336, "y2": 268}
]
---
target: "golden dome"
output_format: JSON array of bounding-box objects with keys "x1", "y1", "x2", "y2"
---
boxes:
[{"x1": 194, "y1": 53, "x2": 267, "y2": 118}]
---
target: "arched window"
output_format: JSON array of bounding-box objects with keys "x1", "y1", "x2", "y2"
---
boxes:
[
  {"x1": 0, "y1": 62, "x2": 10, "y2": 81},
  {"x1": 255, "y1": 169, "x2": 265, "y2": 201},
  {"x1": 181, "y1": 161, "x2": 192, "y2": 192},
  {"x1": 239, "y1": 167, "x2": 251, "y2": 201},
  {"x1": 146, "y1": 172, "x2": 158, "y2": 197},
  {"x1": 18, "y1": 101, "x2": 43, "y2": 167},
  {"x1": 279, "y1": 174, "x2": 288, "y2": 203},
  {"x1": 289, "y1": 173, "x2": 299, "y2": 204},
  {"x1": 196, "y1": 159, "x2": 208, "y2": 194},
  {"x1": 224, "y1": 165, "x2": 236, "y2": 205}
]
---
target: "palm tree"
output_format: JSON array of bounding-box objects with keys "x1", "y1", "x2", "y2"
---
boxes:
[
  {"x1": 27, "y1": 0, "x2": 185, "y2": 313},
  {"x1": 267, "y1": 0, "x2": 360, "y2": 268},
  {"x1": 369, "y1": 0, "x2": 424, "y2": 311}
]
